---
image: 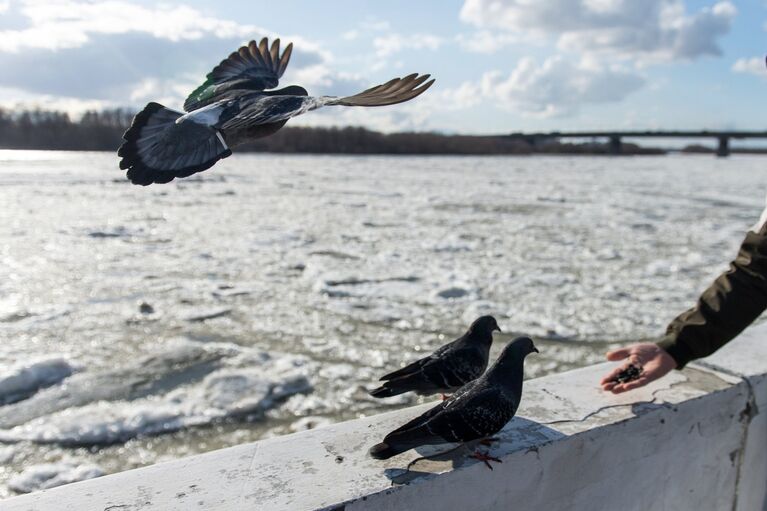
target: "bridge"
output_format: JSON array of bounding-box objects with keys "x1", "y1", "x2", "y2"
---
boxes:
[{"x1": 508, "y1": 130, "x2": 767, "y2": 156}]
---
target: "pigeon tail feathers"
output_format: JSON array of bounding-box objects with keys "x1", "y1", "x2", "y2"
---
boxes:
[
  {"x1": 368, "y1": 385, "x2": 405, "y2": 398},
  {"x1": 118, "y1": 102, "x2": 231, "y2": 186},
  {"x1": 369, "y1": 442, "x2": 405, "y2": 460}
]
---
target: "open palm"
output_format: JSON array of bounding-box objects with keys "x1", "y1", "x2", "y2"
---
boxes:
[{"x1": 600, "y1": 343, "x2": 678, "y2": 394}]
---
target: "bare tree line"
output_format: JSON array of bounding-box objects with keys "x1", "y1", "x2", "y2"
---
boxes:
[{"x1": 0, "y1": 107, "x2": 667, "y2": 155}]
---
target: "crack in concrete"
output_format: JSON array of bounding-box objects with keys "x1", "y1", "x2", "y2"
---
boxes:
[
  {"x1": 539, "y1": 382, "x2": 684, "y2": 426},
  {"x1": 689, "y1": 362, "x2": 762, "y2": 511},
  {"x1": 237, "y1": 443, "x2": 261, "y2": 505},
  {"x1": 691, "y1": 361, "x2": 761, "y2": 511},
  {"x1": 729, "y1": 376, "x2": 758, "y2": 511},
  {"x1": 537, "y1": 371, "x2": 732, "y2": 428},
  {"x1": 540, "y1": 397, "x2": 659, "y2": 426}
]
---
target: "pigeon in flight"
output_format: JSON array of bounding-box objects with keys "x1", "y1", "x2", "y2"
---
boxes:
[
  {"x1": 369, "y1": 337, "x2": 538, "y2": 465},
  {"x1": 369, "y1": 316, "x2": 502, "y2": 399},
  {"x1": 118, "y1": 37, "x2": 435, "y2": 185}
]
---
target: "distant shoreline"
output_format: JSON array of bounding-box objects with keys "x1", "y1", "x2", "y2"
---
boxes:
[
  {"x1": 4, "y1": 146, "x2": 767, "y2": 157},
  {"x1": 2, "y1": 107, "x2": 766, "y2": 156}
]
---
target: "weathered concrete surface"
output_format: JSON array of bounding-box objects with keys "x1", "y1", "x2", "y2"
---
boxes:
[
  {"x1": 3, "y1": 324, "x2": 766, "y2": 511},
  {"x1": 702, "y1": 323, "x2": 767, "y2": 511}
]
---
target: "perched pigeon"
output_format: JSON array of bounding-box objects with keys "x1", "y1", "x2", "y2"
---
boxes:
[
  {"x1": 369, "y1": 316, "x2": 501, "y2": 399},
  {"x1": 118, "y1": 37, "x2": 434, "y2": 186},
  {"x1": 369, "y1": 337, "x2": 538, "y2": 463}
]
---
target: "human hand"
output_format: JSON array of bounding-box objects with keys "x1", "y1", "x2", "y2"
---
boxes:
[{"x1": 600, "y1": 343, "x2": 677, "y2": 394}]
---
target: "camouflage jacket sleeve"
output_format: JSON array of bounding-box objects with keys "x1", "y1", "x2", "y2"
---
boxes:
[{"x1": 657, "y1": 221, "x2": 767, "y2": 368}]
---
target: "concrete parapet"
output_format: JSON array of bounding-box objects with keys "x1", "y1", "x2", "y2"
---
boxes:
[{"x1": 4, "y1": 324, "x2": 767, "y2": 511}]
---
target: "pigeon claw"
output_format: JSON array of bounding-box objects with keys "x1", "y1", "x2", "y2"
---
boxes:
[{"x1": 469, "y1": 450, "x2": 502, "y2": 470}]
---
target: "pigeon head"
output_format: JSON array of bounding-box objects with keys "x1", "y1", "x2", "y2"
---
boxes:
[
  {"x1": 486, "y1": 336, "x2": 538, "y2": 392},
  {"x1": 495, "y1": 336, "x2": 539, "y2": 366},
  {"x1": 469, "y1": 315, "x2": 502, "y2": 335}
]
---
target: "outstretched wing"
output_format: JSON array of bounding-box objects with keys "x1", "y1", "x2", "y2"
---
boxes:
[
  {"x1": 326, "y1": 73, "x2": 434, "y2": 107},
  {"x1": 219, "y1": 74, "x2": 435, "y2": 133},
  {"x1": 184, "y1": 37, "x2": 293, "y2": 112}
]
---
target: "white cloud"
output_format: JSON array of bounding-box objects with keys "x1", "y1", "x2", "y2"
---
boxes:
[
  {"x1": 372, "y1": 33, "x2": 444, "y2": 58},
  {"x1": 0, "y1": 86, "x2": 115, "y2": 117},
  {"x1": 0, "y1": 0, "x2": 263, "y2": 53},
  {"x1": 291, "y1": 106, "x2": 422, "y2": 133},
  {"x1": 128, "y1": 77, "x2": 199, "y2": 108},
  {"x1": 361, "y1": 20, "x2": 392, "y2": 32},
  {"x1": 0, "y1": 4, "x2": 447, "y2": 132},
  {"x1": 341, "y1": 30, "x2": 360, "y2": 41},
  {"x1": 438, "y1": 82, "x2": 482, "y2": 109},
  {"x1": 459, "y1": 0, "x2": 736, "y2": 62},
  {"x1": 456, "y1": 31, "x2": 521, "y2": 53},
  {"x1": 404, "y1": 81, "x2": 480, "y2": 117},
  {"x1": 732, "y1": 57, "x2": 765, "y2": 77},
  {"x1": 341, "y1": 19, "x2": 390, "y2": 42},
  {"x1": 399, "y1": 81, "x2": 482, "y2": 129},
  {"x1": 0, "y1": 0, "x2": 345, "y2": 113},
  {"x1": 289, "y1": 80, "x2": 481, "y2": 133},
  {"x1": 285, "y1": 64, "x2": 368, "y2": 97},
  {"x1": 480, "y1": 56, "x2": 645, "y2": 117}
]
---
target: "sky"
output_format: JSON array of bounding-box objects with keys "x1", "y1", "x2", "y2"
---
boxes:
[{"x1": 0, "y1": 0, "x2": 764, "y2": 135}]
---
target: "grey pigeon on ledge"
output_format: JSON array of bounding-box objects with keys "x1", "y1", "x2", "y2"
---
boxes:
[
  {"x1": 118, "y1": 37, "x2": 434, "y2": 185},
  {"x1": 369, "y1": 336, "x2": 538, "y2": 465},
  {"x1": 369, "y1": 316, "x2": 502, "y2": 399}
]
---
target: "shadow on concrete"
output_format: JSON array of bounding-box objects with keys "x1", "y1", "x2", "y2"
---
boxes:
[{"x1": 383, "y1": 417, "x2": 566, "y2": 485}]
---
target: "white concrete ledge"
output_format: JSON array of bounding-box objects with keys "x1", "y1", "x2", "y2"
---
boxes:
[{"x1": 4, "y1": 324, "x2": 767, "y2": 511}]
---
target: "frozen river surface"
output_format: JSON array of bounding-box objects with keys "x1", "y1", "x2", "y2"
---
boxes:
[{"x1": 0, "y1": 150, "x2": 765, "y2": 497}]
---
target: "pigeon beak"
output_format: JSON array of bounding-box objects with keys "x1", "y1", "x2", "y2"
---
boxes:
[
  {"x1": 494, "y1": 326, "x2": 502, "y2": 333},
  {"x1": 532, "y1": 346, "x2": 539, "y2": 353}
]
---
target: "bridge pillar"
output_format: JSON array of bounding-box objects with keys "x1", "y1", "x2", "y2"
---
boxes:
[
  {"x1": 716, "y1": 136, "x2": 730, "y2": 157},
  {"x1": 609, "y1": 136, "x2": 622, "y2": 155}
]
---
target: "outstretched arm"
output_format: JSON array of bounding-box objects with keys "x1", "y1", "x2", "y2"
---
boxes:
[{"x1": 601, "y1": 222, "x2": 767, "y2": 393}]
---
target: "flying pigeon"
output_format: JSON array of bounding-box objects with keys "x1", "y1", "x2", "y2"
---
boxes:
[
  {"x1": 369, "y1": 316, "x2": 502, "y2": 399},
  {"x1": 369, "y1": 337, "x2": 538, "y2": 465},
  {"x1": 118, "y1": 37, "x2": 435, "y2": 185}
]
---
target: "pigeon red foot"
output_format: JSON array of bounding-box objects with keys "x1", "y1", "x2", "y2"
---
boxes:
[{"x1": 470, "y1": 450, "x2": 502, "y2": 470}]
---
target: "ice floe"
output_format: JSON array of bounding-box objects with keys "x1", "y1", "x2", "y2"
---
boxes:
[
  {"x1": 0, "y1": 341, "x2": 312, "y2": 445},
  {"x1": 8, "y1": 462, "x2": 105, "y2": 494},
  {"x1": 0, "y1": 358, "x2": 75, "y2": 405},
  {"x1": 182, "y1": 307, "x2": 232, "y2": 322}
]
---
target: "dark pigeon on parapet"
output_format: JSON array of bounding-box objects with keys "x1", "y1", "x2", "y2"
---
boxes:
[
  {"x1": 369, "y1": 316, "x2": 502, "y2": 399},
  {"x1": 118, "y1": 37, "x2": 434, "y2": 186},
  {"x1": 369, "y1": 337, "x2": 538, "y2": 466}
]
